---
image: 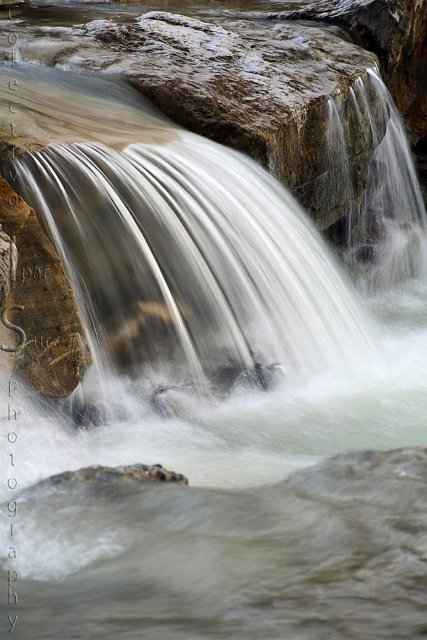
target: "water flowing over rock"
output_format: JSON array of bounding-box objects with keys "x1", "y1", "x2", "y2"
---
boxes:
[
  {"x1": 8, "y1": 446, "x2": 427, "y2": 638},
  {"x1": 0, "y1": 66, "x2": 178, "y2": 163},
  {"x1": 63, "y1": 12, "x2": 379, "y2": 231},
  {"x1": 277, "y1": 0, "x2": 427, "y2": 152},
  {"x1": 326, "y1": 69, "x2": 427, "y2": 290},
  {"x1": 288, "y1": 446, "x2": 427, "y2": 495},
  {"x1": 0, "y1": 177, "x2": 91, "y2": 396},
  {"x1": 4, "y1": 133, "x2": 376, "y2": 389}
]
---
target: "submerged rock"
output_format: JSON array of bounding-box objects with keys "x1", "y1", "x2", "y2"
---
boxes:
[
  {"x1": 278, "y1": 0, "x2": 427, "y2": 151},
  {"x1": 72, "y1": 402, "x2": 105, "y2": 429},
  {"x1": 0, "y1": 178, "x2": 91, "y2": 396},
  {"x1": 37, "y1": 463, "x2": 189, "y2": 492},
  {"x1": 287, "y1": 447, "x2": 427, "y2": 499}
]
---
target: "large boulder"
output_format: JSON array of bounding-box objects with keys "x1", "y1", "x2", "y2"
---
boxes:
[
  {"x1": 64, "y1": 12, "x2": 379, "y2": 230},
  {"x1": 277, "y1": 0, "x2": 427, "y2": 151},
  {"x1": 0, "y1": 177, "x2": 91, "y2": 396}
]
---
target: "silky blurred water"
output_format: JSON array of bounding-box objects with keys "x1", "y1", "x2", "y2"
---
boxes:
[
  {"x1": 0, "y1": 3, "x2": 426, "y2": 637},
  {"x1": 1, "y1": 277, "x2": 427, "y2": 639}
]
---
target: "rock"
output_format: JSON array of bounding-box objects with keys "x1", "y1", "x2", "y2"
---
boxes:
[
  {"x1": 37, "y1": 463, "x2": 189, "y2": 492},
  {"x1": 151, "y1": 385, "x2": 197, "y2": 419},
  {"x1": 72, "y1": 402, "x2": 105, "y2": 429},
  {"x1": 59, "y1": 12, "x2": 380, "y2": 230},
  {"x1": 277, "y1": 0, "x2": 427, "y2": 150},
  {"x1": 287, "y1": 447, "x2": 427, "y2": 499},
  {"x1": 0, "y1": 64, "x2": 178, "y2": 164},
  {"x1": 0, "y1": 177, "x2": 91, "y2": 397},
  {"x1": 0, "y1": 228, "x2": 16, "y2": 310},
  {"x1": 0, "y1": 0, "x2": 29, "y2": 7}
]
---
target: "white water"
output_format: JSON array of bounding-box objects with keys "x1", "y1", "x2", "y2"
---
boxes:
[
  {"x1": 0, "y1": 273, "x2": 426, "y2": 503},
  {"x1": 0, "y1": 57, "x2": 427, "y2": 640},
  {"x1": 8, "y1": 135, "x2": 376, "y2": 391},
  {"x1": 330, "y1": 68, "x2": 427, "y2": 290},
  {"x1": 1, "y1": 64, "x2": 426, "y2": 501}
]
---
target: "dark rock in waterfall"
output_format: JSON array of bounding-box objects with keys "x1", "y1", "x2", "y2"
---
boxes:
[
  {"x1": 350, "y1": 244, "x2": 378, "y2": 265},
  {"x1": 230, "y1": 362, "x2": 284, "y2": 393},
  {"x1": 61, "y1": 12, "x2": 381, "y2": 231},
  {"x1": 326, "y1": 206, "x2": 387, "y2": 252},
  {"x1": 0, "y1": 178, "x2": 92, "y2": 397},
  {"x1": 72, "y1": 402, "x2": 105, "y2": 430},
  {"x1": 277, "y1": 0, "x2": 427, "y2": 151},
  {"x1": 151, "y1": 384, "x2": 198, "y2": 419},
  {"x1": 416, "y1": 138, "x2": 427, "y2": 206},
  {"x1": 0, "y1": 0, "x2": 29, "y2": 7},
  {"x1": 151, "y1": 361, "x2": 284, "y2": 417},
  {"x1": 27, "y1": 464, "x2": 189, "y2": 497}
]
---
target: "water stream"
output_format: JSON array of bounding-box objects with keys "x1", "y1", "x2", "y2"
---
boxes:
[{"x1": 0, "y1": 4, "x2": 426, "y2": 639}]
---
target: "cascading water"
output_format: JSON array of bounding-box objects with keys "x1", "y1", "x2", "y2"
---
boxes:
[
  {"x1": 328, "y1": 68, "x2": 427, "y2": 291},
  {"x1": 1, "y1": 37, "x2": 427, "y2": 640},
  {"x1": 1, "y1": 68, "x2": 376, "y2": 397}
]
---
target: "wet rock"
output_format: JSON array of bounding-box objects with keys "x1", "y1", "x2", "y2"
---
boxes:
[
  {"x1": 230, "y1": 362, "x2": 284, "y2": 393},
  {"x1": 278, "y1": 0, "x2": 427, "y2": 150},
  {"x1": 0, "y1": 227, "x2": 16, "y2": 310},
  {"x1": 0, "y1": 0, "x2": 29, "y2": 7},
  {"x1": 65, "y1": 12, "x2": 380, "y2": 230},
  {"x1": 0, "y1": 177, "x2": 91, "y2": 396},
  {"x1": 72, "y1": 402, "x2": 105, "y2": 429},
  {"x1": 288, "y1": 447, "x2": 427, "y2": 500},
  {"x1": 108, "y1": 299, "x2": 190, "y2": 372},
  {"x1": 38, "y1": 463, "x2": 189, "y2": 492},
  {"x1": 150, "y1": 361, "x2": 284, "y2": 415},
  {"x1": 0, "y1": 67, "x2": 178, "y2": 164},
  {"x1": 349, "y1": 244, "x2": 378, "y2": 264},
  {"x1": 151, "y1": 385, "x2": 197, "y2": 419}
]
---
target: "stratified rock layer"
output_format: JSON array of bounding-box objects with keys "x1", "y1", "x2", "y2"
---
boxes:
[
  {"x1": 0, "y1": 177, "x2": 91, "y2": 396},
  {"x1": 66, "y1": 12, "x2": 379, "y2": 230},
  {"x1": 0, "y1": 227, "x2": 16, "y2": 310},
  {"x1": 278, "y1": 0, "x2": 427, "y2": 150}
]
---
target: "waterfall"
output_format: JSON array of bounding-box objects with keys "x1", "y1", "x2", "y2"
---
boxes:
[
  {"x1": 3, "y1": 131, "x2": 375, "y2": 392},
  {"x1": 329, "y1": 68, "x2": 427, "y2": 291}
]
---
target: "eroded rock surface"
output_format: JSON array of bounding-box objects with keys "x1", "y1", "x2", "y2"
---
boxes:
[
  {"x1": 0, "y1": 227, "x2": 16, "y2": 311},
  {"x1": 278, "y1": 0, "x2": 427, "y2": 150},
  {"x1": 0, "y1": 177, "x2": 91, "y2": 396},
  {"x1": 29, "y1": 12, "x2": 379, "y2": 230},
  {"x1": 36, "y1": 463, "x2": 189, "y2": 493}
]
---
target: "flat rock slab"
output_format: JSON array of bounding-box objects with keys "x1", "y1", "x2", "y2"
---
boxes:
[{"x1": 51, "y1": 11, "x2": 379, "y2": 230}]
